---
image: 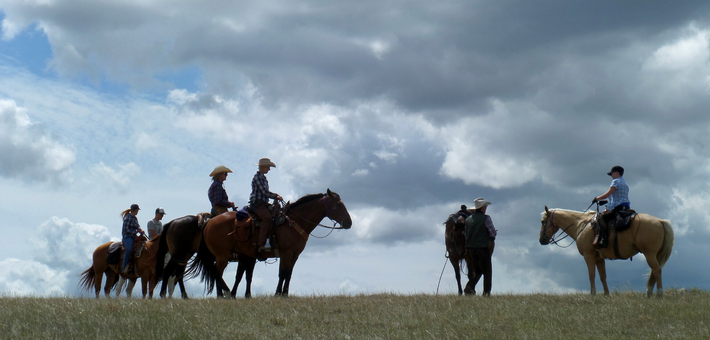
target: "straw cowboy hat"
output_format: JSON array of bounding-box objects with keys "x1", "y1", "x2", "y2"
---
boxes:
[
  {"x1": 255, "y1": 158, "x2": 277, "y2": 168},
  {"x1": 209, "y1": 165, "x2": 233, "y2": 177},
  {"x1": 473, "y1": 197, "x2": 492, "y2": 210}
]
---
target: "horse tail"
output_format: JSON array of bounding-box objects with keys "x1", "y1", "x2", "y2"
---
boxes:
[
  {"x1": 78, "y1": 266, "x2": 95, "y2": 292},
  {"x1": 657, "y1": 220, "x2": 675, "y2": 269},
  {"x1": 185, "y1": 235, "x2": 217, "y2": 294},
  {"x1": 155, "y1": 220, "x2": 172, "y2": 280}
]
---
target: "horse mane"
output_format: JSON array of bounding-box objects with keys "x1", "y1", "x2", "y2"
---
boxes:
[{"x1": 289, "y1": 193, "x2": 326, "y2": 210}]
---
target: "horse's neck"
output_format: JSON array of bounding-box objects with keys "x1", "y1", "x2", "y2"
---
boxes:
[
  {"x1": 554, "y1": 210, "x2": 592, "y2": 240},
  {"x1": 289, "y1": 201, "x2": 326, "y2": 233}
]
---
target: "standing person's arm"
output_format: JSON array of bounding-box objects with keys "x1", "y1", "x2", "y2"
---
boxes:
[{"x1": 486, "y1": 216, "x2": 497, "y2": 254}]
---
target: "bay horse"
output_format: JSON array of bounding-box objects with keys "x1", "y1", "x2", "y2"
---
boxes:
[
  {"x1": 443, "y1": 210, "x2": 474, "y2": 295},
  {"x1": 154, "y1": 215, "x2": 203, "y2": 298},
  {"x1": 190, "y1": 189, "x2": 352, "y2": 297},
  {"x1": 78, "y1": 234, "x2": 160, "y2": 298},
  {"x1": 539, "y1": 206, "x2": 674, "y2": 297}
]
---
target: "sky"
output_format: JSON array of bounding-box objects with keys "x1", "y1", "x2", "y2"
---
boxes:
[{"x1": 1, "y1": 0, "x2": 710, "y2": 298}]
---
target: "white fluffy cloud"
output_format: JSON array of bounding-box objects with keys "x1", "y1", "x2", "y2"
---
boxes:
[
  {"x1": 0, "y1": 217, "x2": 115, "y2": 296},
  {"x1": 0, "y1": 99, "x2": 76, "y2": 183}
]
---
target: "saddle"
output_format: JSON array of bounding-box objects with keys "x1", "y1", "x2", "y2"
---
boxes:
[
  {"x1": 593, "y1": 209, "x2": 638, "y2": 258},
  {"x1": 107, "y1": 235, "x2": 147, "y2": 268},
  {"x1": 228, "y1": 203, "x2": 286, "y2": 242}
]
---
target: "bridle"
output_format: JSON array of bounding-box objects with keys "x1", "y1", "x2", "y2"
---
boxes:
[
  {"x1": 541, "y1": 210, "x2": 577, "y2": 248},
  {"x1": 281, "y1": 195, "x2": 350, "y2": 231}
]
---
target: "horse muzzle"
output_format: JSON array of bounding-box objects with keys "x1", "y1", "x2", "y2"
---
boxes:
[
  {"x1": 341, "y1": 217, "x2": 352, "y2": 229},
  {"x1": 539, "y1": 235, "x2": 550, "y2": 245}
]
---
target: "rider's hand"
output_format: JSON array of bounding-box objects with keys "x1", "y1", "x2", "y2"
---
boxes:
[
  {"x1": 592, "y1": 197, "x2": 598, "y2": 203},
  {"x1": 276, "y1": 195, "x2": 283, "y2": 201}
]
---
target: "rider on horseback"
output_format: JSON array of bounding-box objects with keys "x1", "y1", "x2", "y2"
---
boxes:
[
  {"x1": 209, "y1": 165, "x2": 235, "y2": 216},
  {"x1": 250, "y1": 158, "x2": 283, "y2": 253},
  {"x1": 121, "y1": 204, "x2": 146, "y2": 274},
  {"x1": 592, "y1": 165, "x2": 630, "y2": 248}
]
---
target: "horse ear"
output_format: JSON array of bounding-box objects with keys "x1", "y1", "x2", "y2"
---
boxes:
[
  {"x1": 545, "y1": 206, "x2": 549, "y2": 213},
  {"x1": 327, "y1": 188, "x2": 332, "y2": 196}
]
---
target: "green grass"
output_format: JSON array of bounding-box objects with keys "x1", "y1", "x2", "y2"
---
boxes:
[{"x1": 1, "y1": 289, "x2": 708, "y2": 339}]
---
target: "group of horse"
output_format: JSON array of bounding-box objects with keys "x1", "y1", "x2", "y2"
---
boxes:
[
  {"x1": 79, "y1": 189, "x2": 353, "y2": 299},
  {"x1": 444, "y1": 203, "x2": 674, "y2": 297}
]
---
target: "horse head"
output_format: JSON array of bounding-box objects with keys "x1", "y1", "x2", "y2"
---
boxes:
[
  {"x1": 324, "y1": 188, "x2": 352, "y2": 229},
  {"x1": 539, "y1": 206, "x2": 558, "y2": 245}
]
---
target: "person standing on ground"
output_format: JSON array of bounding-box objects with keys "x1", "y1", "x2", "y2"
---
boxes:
[{"x1": 464, "y1": 198, "x2": 497, "y2": 296}]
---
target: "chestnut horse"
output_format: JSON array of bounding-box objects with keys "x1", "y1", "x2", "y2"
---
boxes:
[
  {"x1": 539, "y1": 206, "x2": 674, "y2": 297},
  {"x1": 443, "y1": 212, "x2": 474, "y2": 295},
  {"x1": 154, "y1": 215, "x2": 204, "y2": 298},
  {"x1": 78, "y1": 234, "x2": 160, "y2": 298},
  {"x1": 190, "y1": 189, "x2": 352, "y2": 297}
]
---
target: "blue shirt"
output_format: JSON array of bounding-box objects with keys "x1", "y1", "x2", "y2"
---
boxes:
[
  {"x1": 609, "y1": 176, "x2": 630, "y2": 209},
  {"x1": 208, "y1": 179, "x2": 230, "y2": 207}
]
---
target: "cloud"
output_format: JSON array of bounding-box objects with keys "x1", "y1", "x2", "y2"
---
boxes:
[
  {"x1": 0, "y1": 99, "x2": 76, "y2": 183},
  {"x1": 88, "y1": 162, "x2": 141, "y2": 194},
  {"x1": 0, "y1": 217, "x2": 114, "y2": 296}
]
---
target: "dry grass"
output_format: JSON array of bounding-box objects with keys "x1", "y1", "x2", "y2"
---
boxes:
[{"x1": 0, "y1": 289, "x2": 707, "y2": 339}]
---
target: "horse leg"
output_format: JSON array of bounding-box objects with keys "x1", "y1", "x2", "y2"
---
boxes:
[
  {"x1": 160, "y1": 259, "x2": 177, "y2": 298},
  {"x1": 126, "y1": 279, "x2": 136, "y2": 298},
  {"x1": 175, "y1": 265, "x2": 189, "y2": 299},
  {"x1": 93, "y1": 268, "x2": 103, "y2": 298},
  {"x1": 645, "y1": 254, "x2": 663, "y2": 298},
  {"x1": 449, "y1": 257, "x2": 462, "y2": 295},
  {"x1": 141, "y1": 276, "x2": 148, "y2": 299},
  {"x1": 177, "y1": 278, "x2": 187, "y2": 299},
  {"x1": 583, "y1": 252, "x2": 597, "y2": 296},
  {"x1": 595, "y1": 254, "x2": 609, "y2": 296},
  {"x1": 214, "y1": 258, "x2": 230, "y2": 298},
  {"x1": 244, "y1": 257, "x2": 256, "y2": 299},
  {"x1": 232, "y1": 260, "x2": 245, "y2": 299},
  {"x1": 116, "y1": 276, "x2": 125, "y2": 297},
  {"x1": 280, "y1": 254, "x2": 299, "y2": 297},
  {"x1": 167, "y1": 276, "x2": 175, "y2": 298}
]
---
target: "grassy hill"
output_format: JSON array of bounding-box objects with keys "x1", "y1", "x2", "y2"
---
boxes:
[{"x1": 1, "y1": 289, "x2": 707, "y2": 339}]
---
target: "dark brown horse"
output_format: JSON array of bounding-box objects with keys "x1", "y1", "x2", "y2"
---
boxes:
[
  {"x1": 79, "y1": 234, "x2": 160, "y2": 298},
  {"x1": 443, "y1": 210, "x2": 474, "y2": 295},
  {"x1": 155, "y1": 215, "x2": 206, "y2": 298},
  {"x1": 190, "y1": 189, "x2": 352, "y2": 297}
]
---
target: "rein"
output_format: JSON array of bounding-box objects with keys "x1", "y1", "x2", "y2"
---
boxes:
[
  {"x1": 543, "y1": 210, "x2": 578, "y2": 248},
  {"x1": 280, "y1": 196, "x2": 348, "y2": 238}
]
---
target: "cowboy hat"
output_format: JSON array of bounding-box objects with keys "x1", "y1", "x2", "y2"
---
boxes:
[
  {"x1": 255, "y1": 158, "x2": 277, "y2": 168},
  {"x1": 209, "y1": 165, "x2": 233, "y2": 177},
  {"x1": 473, "y1": 197, "x2": 491, "y2": 210}
]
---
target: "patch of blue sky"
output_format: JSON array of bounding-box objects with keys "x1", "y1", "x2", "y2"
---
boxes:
[{"x1": 0, "y1": 21, "x2": 54, "y2": 78}]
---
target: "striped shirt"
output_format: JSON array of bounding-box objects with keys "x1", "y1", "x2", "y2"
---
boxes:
[{"x1": 250, "y1": 171, "x2": 277, "y2": 204}]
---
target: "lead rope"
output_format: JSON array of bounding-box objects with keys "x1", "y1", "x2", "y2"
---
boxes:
[{"x1": 435, "y1": 252, "x2": 449, "y2": 295}]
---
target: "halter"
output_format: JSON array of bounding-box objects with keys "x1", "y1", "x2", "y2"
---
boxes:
[{"x1": 541, "y1": 210, "x2": 577, "y2": 248}]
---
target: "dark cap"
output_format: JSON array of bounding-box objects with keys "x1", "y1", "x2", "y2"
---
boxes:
[
  {"x1": 607, "y1": 166, "x2": 624, "y2": 176},
  {"x1": 155, "y1": 207, "x2": 166, "y2": 215},
  {"x1": 130, "y1": 203, "x2": 140, "y2": 210}
]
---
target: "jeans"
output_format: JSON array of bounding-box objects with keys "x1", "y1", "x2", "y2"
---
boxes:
[
  {"x1": 466, "y1": 247, "x2": 493, "y2": 295},
  {"x1": 122, "y1": 237, "x2": 134, "y2": 272}
]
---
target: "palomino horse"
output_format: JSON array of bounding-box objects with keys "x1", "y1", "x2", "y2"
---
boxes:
[
  {"x1": 539, "y1": 206, "x2": 674, "y2": 297},
  {"x1": 190, "y1": 189, "x2": 352, "y2": 297},
  {"x1": 443, "y1": 212, "x2": 473, "y2": 295},
  {"x1": 154, "y1": 215, "x2": 204, "y2": 298},
  {"x1": 79, "y1": 234, "x2": 160, "y2": 298}
]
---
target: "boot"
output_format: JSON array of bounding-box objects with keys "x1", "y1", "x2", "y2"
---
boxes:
[{"x1": 593, "y1": 234, "x2": 602, "y2": 249}]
